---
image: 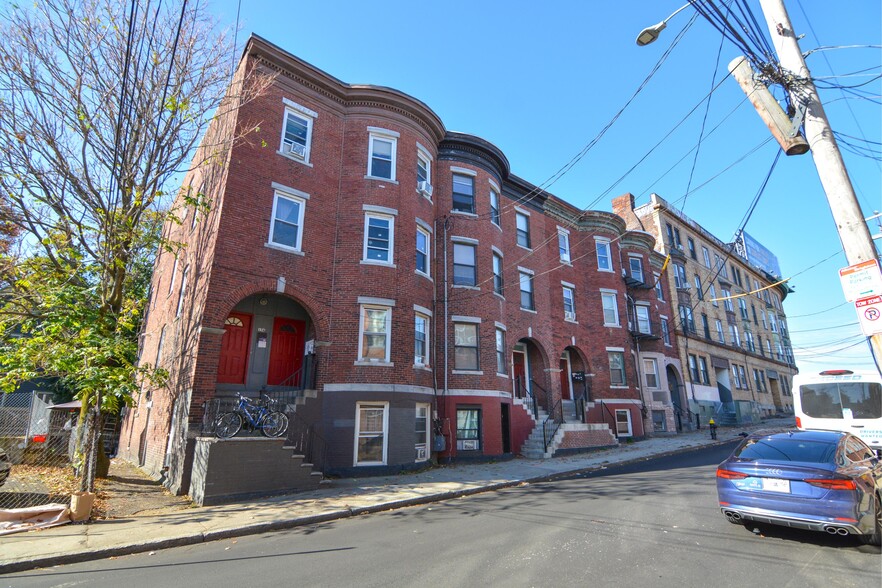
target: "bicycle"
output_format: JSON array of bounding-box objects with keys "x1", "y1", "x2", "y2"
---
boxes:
[{"x1": 215, "y1": 393, "x2": 289, "y2": 439}]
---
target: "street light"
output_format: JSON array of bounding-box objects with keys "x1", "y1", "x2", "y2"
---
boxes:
[{"x1": 635, "y1": 2, "x2": 693, "y2": 46}]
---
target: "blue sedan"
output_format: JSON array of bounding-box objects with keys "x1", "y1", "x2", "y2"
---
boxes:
[{"x1": 716, "y1": 429, "x2": 881, "y2": 545}]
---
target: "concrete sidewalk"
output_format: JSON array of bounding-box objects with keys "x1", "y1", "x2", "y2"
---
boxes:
[{"x1": 0, "y1": 420, "x2": 787, "y2": 574}]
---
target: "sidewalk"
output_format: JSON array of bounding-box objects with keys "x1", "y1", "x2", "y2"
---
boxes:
[{"x1": 0, "y1": 419, "x2": 789, "y2": 574}]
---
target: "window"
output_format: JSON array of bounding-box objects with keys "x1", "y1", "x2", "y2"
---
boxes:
[
  {"x1": 269, "y1": 189, "x2": 307, "y2": 252},
  {"x1": 766, "y1": 339, "x2": 773, "y2": 357},
  {"x1": 701, "y1": 313, "x2": 710, "y2": 339},
  {"x1": 643, "y1": 358, "x2": 659, "y2": 388},
  {"x1": 635, "y1": 305, "x2": 651, "y2": 334},
  {"x1": 176, "y1": 265, "x2": 188, "y2": 318},
  {"x1": 368, "y1": 131, "x2": 397, "y2": 180},
  {"x1": 655, "y1": 274, "x2": 664, "y2": 301},
  {"x1": 731, "y1": 365, "x2": 742, "y2": 389},
  {"x1": 615, "y1": 409, "x2": 632, "y2": 436},
  {"x1": 168, "y1": 255, "x2": 179, "y2": 295},
  {"x1": 716, "y1": 319, "x2": 725, "y2": 343},
  {"x1": 490, "y1": 189, "x2": 500, "y2": 226},
  {"x1": 519, "y1": 270, "x2": 534, "y2": 311},
  {"x1": 355, "y1": 403, "x2": 388, "y2": 465},
  {"x1": 769, "y1": 312, "x2": 778, "y2": 332},
  {"x1": 516, "y1": 211, "x2": 531, "y2": 249},
  {"x1": 608, "y1": 351, "x2": 626, "y2": 386},
  {"x1": 452, "y1": 173, "x2": 475, "y2": 214},
  {"x1": 679, "y1": 305, "x2": 695, "y2": 333},
  {"x1": 601, "y1": 291, "x2": 619, "y2": 326},
  {"x1": 702, "y1": 246, "x2": 711, "y2": 268},
  {"x1": 699, "y1": 357, "x2": 710, "y2": 384},
  {"x1": 738, "y1": 298, "x2": 749, "y2": 320},
  {"x1": 414, "y1": 313, "x2": 429, "y2": 366},
  {"x1": 596, "y1": 239, "x2": 612, "y2": 271},
  {"x1": 665, "y1": 223, "x2": 675, "y2": 247},
  {"x1": 710, "y1": 284, "x2": 718, "y2": 306},
  {"x1": 722, "y1": 288, "x2": 733, "y2": 312},
  {"x1": 453, "y1": 242, "x2": 476, "y2": 286},
  {"x1": 761, "y1": 311, "x2": 767, "y2": 329},
  {"x1": 496, "y1": 328, "x2": 506, "y2": 375},
  {"x1": 454, "y1": 322, "x2": 479, "y2": 371},
  {"x1": 674, "y1": 264, "x2": 687, "y2": 289},
  {"x1": 694, "y1": 275, "x2": 703, "y2": 299},
  {"x1": 492, "y1": 252, "x2": 504, "y2": 295},
  {"x1": 416, "y1": 226, "x2": 430, "y2": 276},
  {"x1": 687, "y1": 237, "x2": 696, "y2": 260},
  {"x1": 729, "y1": 324, "x2": 740, "y2": 347},
  {"x1": 281, "y1": 101, "x2": 315, "y2": 162},
  {"x1": 558, "y1": 228, "x2": 571, "y2": 263},
  {"x1": 753, "y1": 369, "x2": 765, "y2": 392},
  {"x1": 363, "y1": 214, "x2": 394, "y2": 264},
  {"x1": 563, "y1": 285, "x2": 576, "y2": 321},
  {"x1": 661, "y1": 318, "x2": 671, "y2": 345},
  {"x1": 359, "y1": 305, "x2": 391, "y2": 362},
  {"x1": 717, "y1": 255, "x2": 728, "y2": 278},
  {"x1": 456, "y1": 408, "x2": 481, "y2": 451},
  {"x1": 739, "y1": 365, "x2": 748, "y2": 389},
  {"x1": 688, "y1": 354, "x2": 700, "y2": 381},
  {"x1": 746, "y1": 330, "x2": 755, "y2": 352},
  {"x1": 417, "y1": 149, "x2": 431, "y2": 195},
  {"x1": 415, "y1": 404, "x2": 430, "y2": 462},
  {"x1": 629, "y1": 256, "x2": 644, "y2": 283}
]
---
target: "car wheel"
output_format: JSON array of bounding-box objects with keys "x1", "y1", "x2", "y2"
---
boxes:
[{"x1": 864, "y1": 493, "x2": 882, "y2": 547}]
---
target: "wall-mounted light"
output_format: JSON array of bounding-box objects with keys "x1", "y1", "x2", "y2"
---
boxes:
[{"x1": 259, "y1": 295, "x2": 268, "y2": 306}]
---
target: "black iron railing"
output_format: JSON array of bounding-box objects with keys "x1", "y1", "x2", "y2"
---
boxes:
[{"x1": 285, "y1": 410, "x2": 327, "y2": 472}]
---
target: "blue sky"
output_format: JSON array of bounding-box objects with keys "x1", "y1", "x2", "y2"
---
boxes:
[{"x1": 209, "y1": 0, "x2": 881, "y2": 373}]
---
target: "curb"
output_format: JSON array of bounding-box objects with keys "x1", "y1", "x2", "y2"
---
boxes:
[{"x1": 0, "y1": 437, "x2": 738, "y2": 575}]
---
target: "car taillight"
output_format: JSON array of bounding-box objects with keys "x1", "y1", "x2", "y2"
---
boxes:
[
  {"x1": 795, "y1": 416, "x2": 802, "y2": 428},
  {"x1": 717, "y1": 468, "x2": 749, "y2": 480},
  {"x1": 805, "y1": 478, "x2": 856, "y2": 490}
]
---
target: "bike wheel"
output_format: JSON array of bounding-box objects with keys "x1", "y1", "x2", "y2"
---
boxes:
[
  {"x1": 261, "y1": 411, "x2": 289, "y2": 438},
  {"x1": 215, "y1": 412, "x2": 243, "y2": 439}
]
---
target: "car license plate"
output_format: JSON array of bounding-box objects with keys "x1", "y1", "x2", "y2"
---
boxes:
[{"x1": 762, "y1": 478, "x2": 790, "y2": 493}]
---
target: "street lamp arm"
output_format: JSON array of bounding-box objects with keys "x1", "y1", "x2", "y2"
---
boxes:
[{"x1": 636, "y1": 1, "x2": 695, "y2": 46}]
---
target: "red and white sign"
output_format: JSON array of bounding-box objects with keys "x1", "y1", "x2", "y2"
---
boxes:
[
  {"x1": 840, "y1": 260, "x2": 882, "y2": 302},
  {"x1": 855, "y1": 295, "x2": 882, "y2": 336}
]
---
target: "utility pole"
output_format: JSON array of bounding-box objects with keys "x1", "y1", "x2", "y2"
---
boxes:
[{"x1": 753, "y1": 0, "x2": 882, "y2": 369}]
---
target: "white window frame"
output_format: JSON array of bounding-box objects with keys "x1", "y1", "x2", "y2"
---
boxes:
[
  {"x1": 608, "y1": 350, "x2": 627, "y2": 387},
  {"x1": 358, "y1": 304, "x2": 392, "y2": 363},
  {"x1": 452, "y1": 240, "x2": 477, "y2": 287},
  {"x1": 454, "y1": 321, "x2": 480, "y2": 371},
  {"x1": 414, "y1": 312, "x2": 430, "y2": 366},
  {"x1": 175, "y1": 265, "x2": 188, "y2": 318},
  {"x1": 629, "y1": 256, "x2": 644, "y2": 283},
  {"x1": 694, "y1": 275, "x2": 703, "y2": 299},
  {"x1": 354, "y1": 402, "x2": 389, "y2": 466},
  {"x1": 416, "y1": 225, "x2": 430, "y2": 277},
  {"x1": 716, "y1": 319, "x2": 725, "y2": 343},
  {"x1": 655, "y1": 273, "x2": 664, "y2": 301},
  {"x1": 615, "y1": 409, "x2": 633, "y2": 436},
  {"x1": 661, "y1": 317, "x2": 671, "y2": 345},
  {"x1": 722, "y1": 289, "x2": 734, "y2": 312},
  {"x1": 595, "y1": 238, "x2": 612, "y2": 272},
  {"x1": 710, "y1": 284, "x2": 718, "y2": 307},
  {"x1": 492, "y1": 250, "x2": 504, "y2": 296},
  {"x1": 515, "y1": 210, "x2": 531, "y2": 249},
  {"x1": 416, "y1": 146, "x2": 432, "y2": 195},
  {"x1": 366, "y1": 128, "x2": 398, "y2": 181},
  {"x1": 280, "y1": 99, "x2": 317, "y2": 164},
  {"x1": 558, "y1": 227, "x2": 571, "y2": 263},
  {"x1": 601, "y1": 290, "x2": 620, "y2": 326},
  {"x1": 168, "y1": 255, "x2": 178, "y2": 296},
  {"x1": 495, "y1": 326, "x2": 507, "y2": 375},
  {"x1": 490, "y1": 188, "x2": 501, "y2": 227},
  {"x1": 699, "y1": 357, "x2": 710, "y2": 384},
  {"x1": 415, "y1": 403, "x2": 430, "y2": 462},
  {"x1": 643, "y1": 357, "x2": 659, "y2": 389},
  {"x1": 562, "y1": 283, "x2": 576, "y2": 321},
  {"x1": 702, "y1": 246, "x2": 711, "y2": 268},
  {"x1": 268, "y1": 187, "x2": 308, "y2": 253},
  {"x1": 635, "y1": 304, "x2": 651, "y2": 334},
  {"x1": 519, "y1": 269, "x2": 535, "y2": 311},
  {"x1": 451, "y1": 171, "x2": 476, "y2": 214},
  {"x1": 363, "y1": 212, "x2": 395, "y2": 265}
]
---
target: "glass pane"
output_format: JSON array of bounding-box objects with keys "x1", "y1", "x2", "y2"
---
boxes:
[
  {"x1": 455, "y1": 347, "x2": 478, "y2": 371},
  {"x1": 452, "y1": 175, "x2": 473, "y2": 195},
  {"x1": 272, "y1": 219, "x2": 299, "y2": 247},
  {"x1": 839, "y1": 383, "x2": 882, "y2": 418},
  {"x1": 364, "y1": 308, "x2": 387, "y2": 332},
  {"x1": 454, "y1": 243, "x2": 475, "y2": 264},
  {"x1": 359, "y1": 407, "x2": 385, "y2": 432},
  {"x1": 453, "y1": 265, "x2": 476, "y2": 286},
  {"x1": 372, "y1": 138, "x2": 392, "y2": 158},
  {"x1": 363, "y1": 335, "x2": 387, "y2": 359},
  {"x1": 284, "y1": 113, "x2": 308, "y2": 145},
  {"x1": 357, "y1": 436, "x2": 384, "y2": 462},
  {"x1": 276, "y1": 197, "x2": 301, "y2": 223},
  {"x1": 455, "y1": 323, "x2": 477, "y2": 345}
]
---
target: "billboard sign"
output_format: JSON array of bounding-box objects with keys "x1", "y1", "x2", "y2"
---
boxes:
[{"x1": 734, "y1": 231, "x2": 782, "y2": 279}]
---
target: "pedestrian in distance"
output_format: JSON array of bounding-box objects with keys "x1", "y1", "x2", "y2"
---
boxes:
[{"x1": 708, "y1": 417, "x2": 718, "y2": 440}]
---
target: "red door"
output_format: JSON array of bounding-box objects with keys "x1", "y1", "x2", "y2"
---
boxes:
[
  {"x1": 512, "y1": 351, "x2": 526, "y2": 398},
  {"x1": 217, "y1": 312, "x2": 252, "y2": 384},
  {"x1": 559, "y1": 358, "x2": 572, "y2": 400},
  {"x1": 267, "y1": 317, "x2": 305, "y2": 386}
]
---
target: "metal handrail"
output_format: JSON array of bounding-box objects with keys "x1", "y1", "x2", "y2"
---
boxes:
[
  {"x1": 542, "y1": 397, "x2": 564, "y2": 453},
  {"x1": 285, "y1": 410, "x2": 327, "y2": 472}
]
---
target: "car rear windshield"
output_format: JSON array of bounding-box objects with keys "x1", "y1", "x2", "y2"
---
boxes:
[{"x1": 733, "y1": 438, "x2": 837, "y2": 464}]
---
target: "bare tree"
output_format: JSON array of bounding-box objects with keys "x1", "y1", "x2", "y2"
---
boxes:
[{"x1": 0, "y1": 0, "x2": 271, "y2": 490}]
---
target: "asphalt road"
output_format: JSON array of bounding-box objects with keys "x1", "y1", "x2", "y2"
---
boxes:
[{"x1": 5, "y1": 443, "x2": 880, "y2": 588}]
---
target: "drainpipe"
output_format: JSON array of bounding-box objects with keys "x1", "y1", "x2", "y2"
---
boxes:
[{"x1": 442, "y1": 217, "x2": 449, "y2": 400}]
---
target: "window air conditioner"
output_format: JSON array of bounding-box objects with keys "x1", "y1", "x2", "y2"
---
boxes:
[
  {"x1": 286, "y1": 142, "x2": 306, "y2": 159},
  {"x1": 418, "y1": 181, "x2": 433, "y2": 197},
  {"x1": 565, "y1": 311, "x2": 576, "y2": 321}
]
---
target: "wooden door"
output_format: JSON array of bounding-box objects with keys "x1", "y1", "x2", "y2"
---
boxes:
[
  {"x1": 559, "y1": 356, "x2": 572, "y2": 400},
  {"x1": 217, "y1": 312, "x2": 252, "y2": 384},
  {"x1": 267, "y1": 317, "x2": 306, "y2": 386},
  {"x1": 512, "y1": 351, "x2": 526, "y2": 397}
]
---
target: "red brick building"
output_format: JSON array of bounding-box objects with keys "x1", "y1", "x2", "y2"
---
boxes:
[{"x1": 118, "y1": 36, "x2": 685, "y2": 491}]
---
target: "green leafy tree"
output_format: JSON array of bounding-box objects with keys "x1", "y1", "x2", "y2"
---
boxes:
[{"x1": 0, "y1": 0, "x2": 270, "y2": 490}]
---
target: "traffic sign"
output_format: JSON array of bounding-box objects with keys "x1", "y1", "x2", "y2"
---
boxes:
[
  {"x1": 855, "y1": 295, "x2": 882, "y2": 336},
  {"x1": 839, "y1": 259, "x2": 882, "y2": 302}
]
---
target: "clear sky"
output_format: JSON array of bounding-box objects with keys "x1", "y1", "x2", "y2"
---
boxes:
[{"x1": 208, "y1": 0, "x2": 881, "y2": 374}]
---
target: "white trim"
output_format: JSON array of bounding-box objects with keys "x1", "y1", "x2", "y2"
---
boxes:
[
  {"x1": 271, "y1": 182, "x2": 310, "y2": 200},
  {"x1": 446, "y1": 389, "x2": 512, "y2": 399},
  {"x1": 451, "y1": 235, "x2": 479, "y2": 245},
  {"x1": 358, "y1": 296, "x2": 396, "y2": 306},
  {"x1": 264, "y1": 242, "x2": 306, "y2": 256},
  {"x1": 363, "y1": 204, "x2": 398, "y2": 216},
  {"x1": 450, "y1": 165, "x2": 477, "y2": 176},
  {"x1": 354, "y1": 401, "x2": 389, "y2": 466},
  {"x1": 450, "y1": 210, "x2": 478, "y2": 218},
  {"x1": 362, "y1": 212, "x2": 395, "y2": 265},
  {"x1": 416, "y1": 142, "x2": 431, "y2": 158},
  {"x1": 367, "y1": 126, "x2": 399, "y2": 138},
  {"x1": 357, "y1": 304, "x2": 392, "y2": 363},
  {"x1": 414, "y1": 304, "x2": 433, "y2": 316},
  {"x1": 324, "y1": 383, "x2": 434, "y2": 394},
  {"x1": 606, "y1": 346, "x2": 626, "y2": 352},
  {"x1": 494, "y1": 322, "x2": 507, "y2": 331},
  {"x1": 280, "y1": 103, "x2": 315, "y2": 164},
  {"x1": 451, "y1": 315, "x2": 481, "y2": 323},
  {"x1": 416, "y1": 224, "x2": 431, "y2": 278},
  {"x1": 452, "y1": 370, "x2": 485, "y2": 376},
  {"x1": 517, "y1": 266, "x2": 535, "y2": 275},
  {"x1": 488, "y1": 178, "x2": 500, "y2": 191},
  {"x1": 491, "y1": 245, "x2": 504, "y2": 256},
  {"x1": 282, "y1": 97, "x2": 318, "y2": 119},
  {"x1": 557, "y1": 225, "x2": 570, "y2": 235},
  {"x1": 367, "y1": 131, "x2": 397, "y2": 181},
  {"x1": 560, "y1": 280, "x2": 575, "y2": 289},
  {"x1": 514, "y1": 206, "x2": 531, "y2": 216},
  {"x1": 415, "y1": 217, "x2": 433, "y2": 232},
  {"x1": 268, "y1": 190, "x2": 306, "y2": 253}
]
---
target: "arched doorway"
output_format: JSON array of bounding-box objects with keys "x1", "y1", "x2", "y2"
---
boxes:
[{"x1": 667, "y1": 364, "x2": 685, "y2": 431}]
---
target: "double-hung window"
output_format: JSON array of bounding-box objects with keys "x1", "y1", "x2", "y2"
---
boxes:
[
  {"x1": 596, "y1": 238, "x2": 612, "y2": 271},
  {"x1": 601, "y1": 291, "x2": 619, "y2": 326},
  {"x1": 456, "y1": 408, "x2": 481, "y2": 451},
  {"x1": 355, "y1": 403, "x2": 388, "y2": 466},
  {"x1": 699, "y1": 357, "x2": 710, "y2": 384},
  {"x1": 643, "y1": 358, "x2": 659, "y2": 388},
  {"x1": 415, "y1": 404, "x2": 430, "y2": 462},
  {"x1": 516, "y1": 211, "x2": 531, "y2": 249},
  {"x1": 416, "y1": 225, "x2": 430, "y2": 277},
  {"x1": 710, "y1": 284, "x2": 718, "y2": 306},
  {"x1": 694, "y1": 275, "x2": 703, "y2": 299},
  {"x1": 490, "y1": 189, "x2": 501, "y2": 227},
  {"x1": 687, "y1": 237, "x2": 696, "y2": 259},
  {"x1": 416, "y1": 147, "x2": 432, "y2": 196},
  {"x1": 679, "y1": 305, "x2": 695, "y2": 333},
  {"x1": 453, "y1": 242, "x2": 477, "y2": 286},
  {"x1": 281, "y1": 99, "x2": 316, "y2": 162},
  {"x1": 558, "y1": 228, "x2": 571, "y2": 263},
  {"x1": 715, "y1": 319, "x2": 725, "y2": 343},
  {"x1": 615, "y1": 409, "x2": 632, "y2": 436},
  {"x1": 629, "y1": 256, "x2": 644, "y2": 283},
  {"x1": 495, "y1": 327, "x2": 506, "y2": 375},
  {"x1": 674, "y1": 264, "x2": 687, "y2": 289},
  {"x1": 608, "y1": 351, "x2": 626, "y2": 386},
  {"x1": 367, "y1": 129, "x2": 397, "y2": 180},
  {"x1": 519, "y1": 270, "x2": 535, "y2": 311},
  {"x1": 176, "y1": 266, "x2": 189, "y2": 318},
  {"x1": 769, "y1": 312, "x2": 778, "y2": 332},
  {"x1": 655, "y1": 274, "x2": 664, "y2": 301},
  {"x1": 635, "y1": 304, "x2": 651, "y2": 334},
  {"x1": 661, "y1": 318, "x2": 671, "y2": 345},
  {"x1": 562, "y1": 284, "x2": 576, "y2": 321},
  {"x1": 359, "y1": 305, "x2": 391, "y2": 362},
  {"x1": 492, "y1": 251, "x2": 504, "y2": 296},
  {"x1": 729, "y1": 324, "x2": 741, "y2": 347},
  {"x1": 414, "y1": 312, "x2": 430, "y2": 366},
  {"x1": 452, "y1": 173, "x2": 475, "y2": 214},
  {"x1": 702, "y1": 246, "x2": 711, "y2": 268},
  {"x1": 739, "y1": 298, "x2": 749, "y2": 320},
  {"x1": 269, "y1": 187, "x2": 308, "y2": 252},
  {"x1": 722, "y1": 288, "x2": 734, "y2": 312},
  {"x1": 688, "y1": 354, "x2": 700, "y2": 382},
  {"x1": 363, "y1": 213, "x2": 394, "y2": 264},
  {"x1": 454, "y1": 322, "x2": 479, "y2": 371}
]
